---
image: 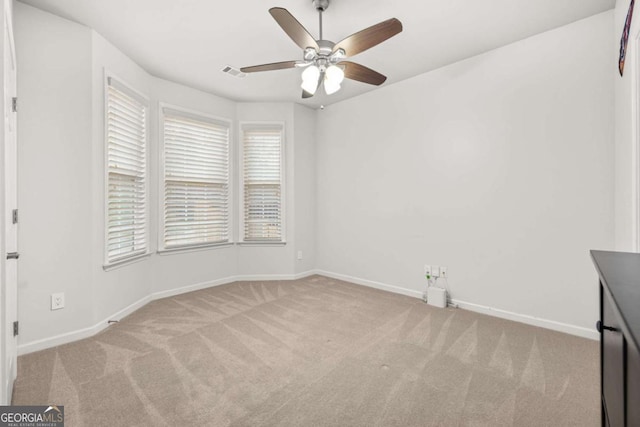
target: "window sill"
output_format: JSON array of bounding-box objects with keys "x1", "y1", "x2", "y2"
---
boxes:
[
  {"x1": 103, "y1": 252, "x2": 151, "y2": 271},
  {"x1": 157, "y1": 242, "x2": 234, "y2": 256},
  {"x1": 237, "y1": 241, "x2": 287, "y2": 247}
]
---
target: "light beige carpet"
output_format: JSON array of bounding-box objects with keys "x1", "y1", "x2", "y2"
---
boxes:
[{"x1": 13, "y1": 275, "x2": 599, "y2": 426}]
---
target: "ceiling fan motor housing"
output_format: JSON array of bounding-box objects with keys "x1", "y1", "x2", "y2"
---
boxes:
[
  {"x1": 317, "y1": 39, "x2": 335, "y2": 56},
  {"x1": 313, "y1": 0, "x2": 330, "y2": 12}
]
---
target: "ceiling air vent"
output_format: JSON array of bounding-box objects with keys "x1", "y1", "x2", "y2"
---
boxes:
[{"x1": 221, "y1": 65, "x2": 246, "y2": 78}]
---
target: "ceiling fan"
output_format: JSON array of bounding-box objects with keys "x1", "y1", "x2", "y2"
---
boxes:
[{"x1": 240, "y1": 0, "x2": 403, "y2": 99}]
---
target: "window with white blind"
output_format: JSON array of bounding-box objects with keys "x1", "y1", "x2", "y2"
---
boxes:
[
  {"x1": 161, "y1": 107, "x2": 231, "y2": 250},
  {"x1": 240, "y1": 123, "x2": 285, "y2": 243},
  {"x1": 105, "y1": 77, "x2": 148, "y2": 265}
]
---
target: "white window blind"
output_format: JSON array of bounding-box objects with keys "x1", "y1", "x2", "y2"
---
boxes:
[
  {"x1": 106, "y1": 77, "x2": 148, "y2": 264},
  {"x1": 162, "y1": 108, "x2": 230, "y2": 249},
  {"x1": 241, "y1": 124, "x2": 284, "y2": 242}
]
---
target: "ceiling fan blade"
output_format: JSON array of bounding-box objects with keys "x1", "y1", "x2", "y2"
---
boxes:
[
  {"x1": 332, "y1": 18, "x2": 403, "y2": 57},
  {"x1": 342, "y1": 61, "x2": 387, "y2": 86},
  {"x1": 240, "y1": 60, "x2": 298, "y2": 73},
  {"x1": 269, "y1": 7, "x2": 320, "y2": 51}
]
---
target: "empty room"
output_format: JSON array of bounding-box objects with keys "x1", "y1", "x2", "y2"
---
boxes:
[{"x1": 0, "y1": 0, "x2": 638, "y2": 425}]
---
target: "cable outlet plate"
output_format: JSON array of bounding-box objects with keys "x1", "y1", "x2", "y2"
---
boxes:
[
  {"x1": 51, "y1": 293, "x2": 65, "y2": 310},
  {"x1": 432, "y1": 266, "x2": 440, "y2": 277}
]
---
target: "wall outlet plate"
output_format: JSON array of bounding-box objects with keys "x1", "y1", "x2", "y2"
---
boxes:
[
  {"x1": 432, "y1": 266, "x2": 440, "y2": 278},
  {"x1": 441, "y1": 266, "x2": 448, "y2": 278},
  {"x1": 424, "y1": 265, "x2": 432, "y2": 276},
  {"x1": 51, "y1": 293, "x2": 65, "y2": 310},
  {"x1": 297, "y1": 251, "x2": 303, "y2": 260}
]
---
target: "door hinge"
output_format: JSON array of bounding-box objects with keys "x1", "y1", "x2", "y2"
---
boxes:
[
  {"x1": 13, "y1": 321, "x2": 18, "y2": 337},
  {"x1": 11, "y1": 97, "x2": 17, "y2": 113},
  {"x1": 12, "y1": 209, "x2": 18, "y2": 224},
  {"x1": 6, "y1": 252, "x2": 19, "y2": 260}
]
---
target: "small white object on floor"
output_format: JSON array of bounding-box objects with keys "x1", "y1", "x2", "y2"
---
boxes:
[{"x1": 427, "y1": 287, "x2": 447, "y2": 308}]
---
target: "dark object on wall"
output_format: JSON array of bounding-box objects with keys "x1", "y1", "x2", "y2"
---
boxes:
[
  {"x1": 619, "y1": 0, "x2": 635, "y2": 76},
  {"x1": 591, "y1": 250, "x2": 640, "y2": 426}
]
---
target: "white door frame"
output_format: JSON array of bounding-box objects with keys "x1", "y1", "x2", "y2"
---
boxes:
[
  {"x1": 0, "y1": 0, "x2": 17, "y2": 406},
  {"x1": 631, "y1": 3, "x2": 640, "y2": 252},
  {"x1": 634, "y1": 28, "x2": 640, "y2": 252}
]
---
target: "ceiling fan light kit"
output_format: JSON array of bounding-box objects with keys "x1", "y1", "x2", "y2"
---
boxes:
[
  {"x1": 301, "y1": 65, "x2": 321, "y2": 94},
  {"x1": 324, "y1": 65, "x2": 344, "y2": 94},
  {"x1": 240, "y1": 0, "x2": 403, "y2": 99}
]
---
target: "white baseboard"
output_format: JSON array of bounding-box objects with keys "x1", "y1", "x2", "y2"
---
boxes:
[
  {"x1": 316, "y1": 269, "x2": 598, "y2": 341},
  {"x1": 151, "y1": 276, "x2": 237, "y2": 300},
  {"x1": 17, "y1": 270, "x2": 319, "y2": 355},
  {"x1": 450, "y1": 299, "x2": 598, "y2": 340},
  {"x1": 235, "y1": 270, "x2": 317, "y2": 282},
  {"x1": 18, "y1": 269, "x2": 597, "y2": 355},
  {"x1": 315, "y1": 270, "x2": 424, "y2": 299},
  {"x1": 152, "y1": 271, "x2": 318, "y2": 300},
  {"x1": 18, "y1": 294, "x2": 152, "y2": 356},
  {"x1": 294, "y1": 270, "x2": 317, "y2": 280}
]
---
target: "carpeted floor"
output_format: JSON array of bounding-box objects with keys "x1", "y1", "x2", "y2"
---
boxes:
[{"x1": 13, "y1": 275, "x2": 599, "y2": 426}]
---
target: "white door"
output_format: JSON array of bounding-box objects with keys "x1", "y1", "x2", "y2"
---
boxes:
[{"x1": 1, "y1": 0, "x2": 17, "y2": 405}]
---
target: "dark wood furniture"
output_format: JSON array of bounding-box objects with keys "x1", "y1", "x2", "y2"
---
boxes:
[{"x1": 591, "y1": 250, "x2": 640, "y2": 427}]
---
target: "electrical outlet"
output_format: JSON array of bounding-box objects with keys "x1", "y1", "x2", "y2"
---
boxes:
[
  {"x1": 432, "y1": 266, "x2": 440, "y2": 278},
  {"x1": 51, "y1": 293, "x2": 65, "y2": 311},
  {"x1": 297, "y1": 251, "x2": 303, "y2": 260},
  {"x1": 424, "y1": 265, "x2": 432, "y2": 277},
  {"x1": 441, "y1": 266, "x2": 448, "y2": 278}
]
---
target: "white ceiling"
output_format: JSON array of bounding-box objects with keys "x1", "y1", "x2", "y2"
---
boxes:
[{"x1": 19, "y1": 0, "x2": 614, "y2": 108}]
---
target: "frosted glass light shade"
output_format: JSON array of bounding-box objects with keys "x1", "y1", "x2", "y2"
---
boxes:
[
  {"x1": 323, "y1": 65, "x2": 344, "y2": 95},
  {"x1": 324, "y1": 79, "x2": 341, "y2": 95},
  {"x1": 301, "y1": 65, "x2": 320, "y2": 94},
  {"x1": 325, "y1": 65, "x2": 345, "y2": 84}
]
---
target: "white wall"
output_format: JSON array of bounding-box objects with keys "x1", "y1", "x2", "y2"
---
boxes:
[
  {"x1": 149, "y1": 77, "x2": 238, "y2": 294},
  {"x1": 233, "y1": 102, "x2": 317, "y2": 278},
  {"x1": 15, "y1": 3, "x2": 315, "y2": 350},
  {"x1": 0, "y1": 1, "x2": 6, "y2": 405},
  {"x1": 614, "y1": 0, "x2": 640, "y2": 251},
  {"x1": 235, "y1": 102, "x2": 296, "y2": 276},
  {"x1": 15, "y1": 1, "x2": 615, "y2": 350},
  {"x1": 293, "y1": 104, "x2": 317, "y2": 274},
  {"x1": 15, "y1": 3, "x2": 95, "y2": 345},
  {"x1": 316, "y1": 11, "x2": 614, "y2": 332},
  {"x1": 90, "y1": 31, "x2": 153, "y2": 324},
  {"x1": 0, "y1": 0, "x2": 13, "y2": 406}
]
